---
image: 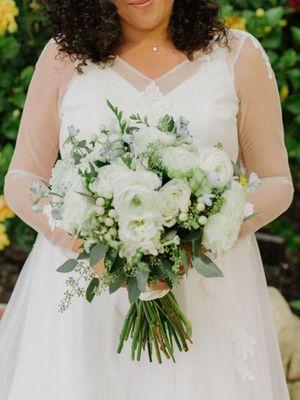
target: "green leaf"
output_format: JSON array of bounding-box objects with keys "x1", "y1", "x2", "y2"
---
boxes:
[
  {"x1": 159, "y1": 258, "x2": 177, "y2": 280},
  {"x1": 191, "y1": 254, "x2": 224, "y2": 278},
  {"x1": 77, "y1": 251, "x2": 89, "y2": 260},
  {"x1": 278, "y1": 49, "x2": 297, "y2": 70},
  {"x1": 90, "y1": 243, "x2": 107, "y2": 266},
  {"x1": 86, "y1": 277, "x2": 100, "y2": 303},
  {"x1": 127, "y1": 277, "x2": 141, "y2": 304},
  {"x1": 109, "y1": 273, "x2": 125, "y2": 294},
  {"x1": 266, "y1": 7, "x2": 285, "y2": 28},
  {"x1": 110, "y1": 256, "x2": 125, "y2": 273},
  {"x1": 180, "y1": 247, "x2": 189, "y2": 275},
  {"x1": 285, "y1": 93, "x2": 300, "y2": 115},
  {"x1": 56, "y1": 259, "x2": 78, "y2": 273},
  {"x1": 192, "y1": 239, "x2": 202, "y2": 257},
  {"x1": 291, "y1": 26, "x2": 300, "y2": 45},
  {"x1": 290, "y1": 299, "x2": 300, "y2": 311},
  {"x1": 181, "y1": 229, "x2": 202, "y2": 243},
  {"x1": 136, "y1": 262, "x2": 150, "y2": 292}
]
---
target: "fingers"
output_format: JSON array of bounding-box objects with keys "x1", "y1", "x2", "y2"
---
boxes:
[
  {"x1": 72, "y1": 238, "x2": 84, "y2": 253},
  {"x1": 93, "y1": 259, "x2": 105, "y2": 278},
  {"x1": 148, "y1": 279, "x2": 169, "y2": 291}
]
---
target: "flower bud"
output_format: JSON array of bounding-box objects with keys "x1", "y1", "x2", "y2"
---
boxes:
[{"x1": 198, "y1": 215, "x2": 207, "y2": 225}]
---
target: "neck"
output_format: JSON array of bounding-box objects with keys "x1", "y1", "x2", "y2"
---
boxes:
[{"x1": 118, "y1": 18, "x2": 173, "y2": 54}]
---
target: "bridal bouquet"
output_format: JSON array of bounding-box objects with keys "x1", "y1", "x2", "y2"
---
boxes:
[{"x1": 30, "y1": 100, "x2": 260, "y2": 363}]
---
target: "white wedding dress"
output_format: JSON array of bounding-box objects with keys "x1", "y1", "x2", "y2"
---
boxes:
[{"x1": 0, "y1": 28, "x2": 294, "y2": 399}]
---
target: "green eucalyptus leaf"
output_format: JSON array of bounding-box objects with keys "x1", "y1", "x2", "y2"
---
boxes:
[
  {"x1": 86, "y1": 277, "x2": 100, "y2": 303},
  {"x1": 127, "y1": 277, "x2": 141, "y2": 304},
  {"x1": 56, "y1": 259, "x2": 78, "y2": 273},
  {"x1": 191, "y1": 254, "x2": 223, "y2": 278},
  {"x1": 180, "y1": 247, "x2": 189, "y2": 275},
  {"x1": 90, "y1": 243, "x2": 107, "y2": 266},
  {"x1": 109, "y1": 273, "x2": 125, "y2": 294},
  {"x1": 136, "y1": 263, "x2": 150, "y2": 292}
]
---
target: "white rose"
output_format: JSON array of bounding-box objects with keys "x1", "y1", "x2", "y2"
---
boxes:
[
  {"x1": 113, "y1": 184, "x2": 160, "y2": 221},
  {"x1": 50, "y1": 159, "x2": 78, "y2": 195},
  {"x1": 161, "y1": 146, "x2": 196, "y2": 179},
  {"x1": 89, "y1": 161, "x2": 130, "y2": 198},
  {"x1": 132, "y1": 126, "x2": 176, "y2": 155},
  {"x1": 159, "y1": 179, "x2": 191, "y2": 227},
  {"x1": 195, "y1": 145, "x2": 233, "y2": 187}
]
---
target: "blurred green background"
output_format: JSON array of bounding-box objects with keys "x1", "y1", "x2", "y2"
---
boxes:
[{"x1": 1, "y1": 0, "x2": 299, "y2": 306}]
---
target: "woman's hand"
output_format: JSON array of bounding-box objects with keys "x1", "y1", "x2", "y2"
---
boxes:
[
  {"x1": 72, "y1": 238, "x2": 84, "y2": 253},
  {"x1": 72, "y1": 239, "x2": 106, "y2": 278}
]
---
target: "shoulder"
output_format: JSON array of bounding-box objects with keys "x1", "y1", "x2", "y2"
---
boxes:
[
  {"x1": 35, "y1": 38, "x2": 77, "y2": 79},
  {"x1": 226, "y1": 28, "x2": 274, "y2": 80}
]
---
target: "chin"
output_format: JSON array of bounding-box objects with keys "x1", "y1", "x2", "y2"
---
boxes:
[{"x1": 114, "y1": 0, "x2": 174, "y2": 31}]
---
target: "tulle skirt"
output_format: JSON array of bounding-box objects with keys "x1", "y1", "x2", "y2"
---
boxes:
[{"x1": 0, "y1": 232, "x2": 290, "y2": 400}]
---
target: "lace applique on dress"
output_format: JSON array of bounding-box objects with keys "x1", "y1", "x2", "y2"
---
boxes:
[
  {"x1": 134, "y1": 81, "x2": 172, "y2": 125},
  {"x1": 240, "y1": 31, "x2": 274, "y2": 80},
  {"x1": 232, "y1": 327, "x2": 257, "y2": 381}
]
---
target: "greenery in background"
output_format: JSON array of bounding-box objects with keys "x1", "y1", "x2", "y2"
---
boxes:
[{"x1": 0, "y1": 0, "x2": 299, "y2": 258}]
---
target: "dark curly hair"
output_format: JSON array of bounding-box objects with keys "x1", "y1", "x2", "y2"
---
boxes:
[{"x1": 40, "y1": 0, "x2": 229, "y2": 73}]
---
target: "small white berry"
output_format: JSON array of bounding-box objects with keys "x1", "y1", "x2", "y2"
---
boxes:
[
  {"x1": 96, "y1": 197, "x2": 105, "y2": 207},
  {"x1": 196, "y1": 201, "x2": 205, "y2": 212},
  {"x1": 97, "y1": 207, "x2": 105, "y2": 216},
  {"x1": 109, "y1": 227, "x2": 117, "y2": 237},
  {"x1": 108, "y1": 209, "x2": 117, "y2": 219},
  {"x1": 104, "y1": 233, "x2": 111, "y2": 241},
  {"x1": 104, "y1": 217, "x2": 114, "y2": 227},
  {"x1": 179, "y1": 213, "x2": 188, "y2": 222},
  {"x1": 198, "y1": 215, "x2": 207, "y2": 225}
]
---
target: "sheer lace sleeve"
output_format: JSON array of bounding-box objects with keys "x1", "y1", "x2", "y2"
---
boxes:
[
  {"x1": 228, "y1": 29, "x2": 294, "y2": 238},
  {"x1": 3, "y1": 39, "x2": 78, "y2": 250}
]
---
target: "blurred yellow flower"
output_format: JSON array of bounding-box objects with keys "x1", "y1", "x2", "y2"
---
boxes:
[
  {"x1": 256, "y1": 8, "x2": 265, "y2": 17},
  {"x1": 0, "y1": 0, "x2": 19, "y2": 35},
  {"x1": 238, "y1": 176, "x2": 249, "y2": 191},
  {"x1": 280, "y1": 85, "x2": 289, "y2": 103},
  {"x1": 263, "y1": 26, "x2": 272, "y2": 34},
  {"x1": 0, "y1": 224, "x2": 10, "y2": 251},
  {"x1": 224, "y1": 16, "x2": 246, "y2": 31},
  {"x1": 0, "y1": 195, "x2": 14, "y2": 222},
  {"x1": 29, "y1": 1, "x2": 40, "y2": 10},
  {"x1": 280, "y1": 19, "x2": 287, "y2": 27}
]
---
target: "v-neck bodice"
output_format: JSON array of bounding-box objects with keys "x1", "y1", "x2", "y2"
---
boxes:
[{"x1": 59, "y1": 34, "x2": 240, "y2": 162}]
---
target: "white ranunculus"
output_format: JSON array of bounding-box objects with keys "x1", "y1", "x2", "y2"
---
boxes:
[
  {"x1": 50, "y1": 159, "x2": 78, "y2": 195},
  {"x1": 89, "y1": 161, "x2": 130, "y2": 198},
  {"x1": 202, "y1": 213, "x2": 241, "y2": 258},
  {"x1": 119, "y1": 216, "x2": 162, "y2": 260},
  {"x1": 115, "y1": 169, "x2": 162, "y2": 194},
  {"x1": 195, "y1": 145, "x2": 233, "y2": 188},
  {"x1": 221, "y1": 180, "x2": 247, "y2": 221},
  {"x1": 202, "y1": 180, "x2": 246, "y2": 257},
  {"x1": 161, "y1": 146, "x2": 196, "y2": 179},
  {"x1": 159, "y1": 179, "x2": 191, "y2": 227},
  {"x1": 132, "y1": 126, "x2": 176, "y2": 156},
  {"x1": 61, "y1": 190, "x2": 96, "y2": 234},
  {"x1": 113, "y1": 184, "x2": 160, "y2": 222}
]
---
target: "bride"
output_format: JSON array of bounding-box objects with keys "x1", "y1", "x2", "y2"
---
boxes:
[{"x1": 0, "y1": 0, "x2": 294, "y2": 399}]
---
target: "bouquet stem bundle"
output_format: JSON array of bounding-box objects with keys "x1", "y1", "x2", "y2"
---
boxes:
[{"x1": 117, "y1": 291, "x2": 192, "y2": 363}]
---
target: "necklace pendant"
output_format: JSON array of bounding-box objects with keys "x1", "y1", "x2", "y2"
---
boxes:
[{"x1": 152, "y1": 45, "x2": 158, "y2": 52}]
